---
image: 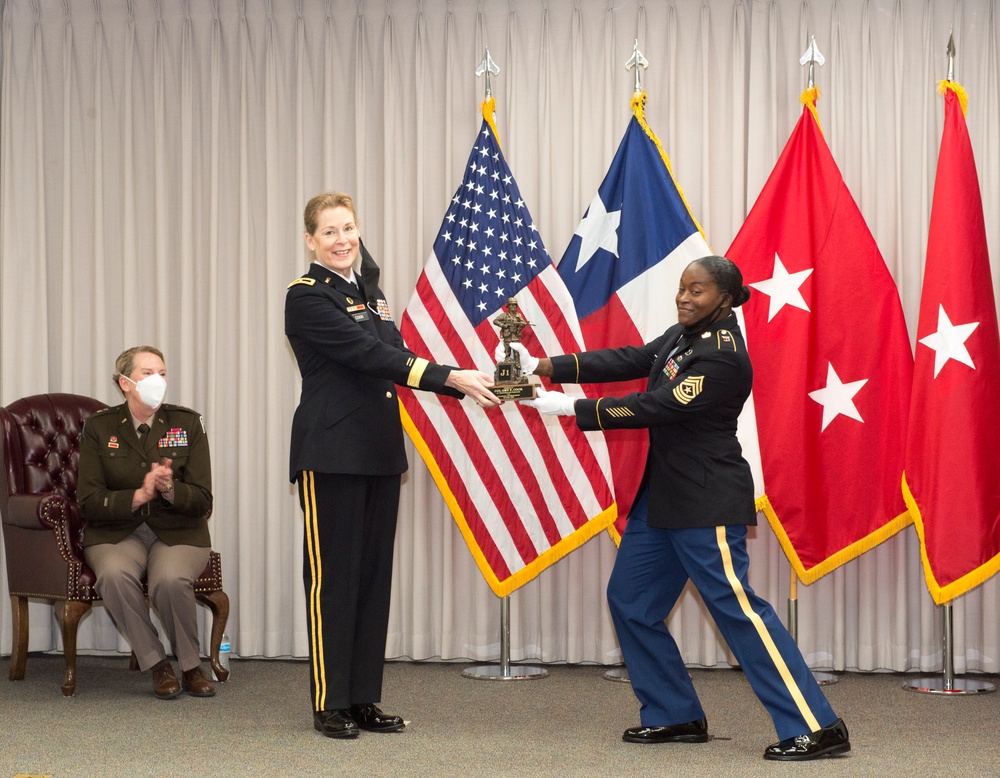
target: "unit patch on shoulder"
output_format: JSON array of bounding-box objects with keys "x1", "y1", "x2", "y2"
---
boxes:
[
  {"x1": 287, "y1": 277, "x2": 316, "y2": 288},
  {"x1": 716, "y1": 329, "x2": 738, "y2": 352},
  {"x1": 673, "y1": 375, "x2": 704, "y2": 405}
]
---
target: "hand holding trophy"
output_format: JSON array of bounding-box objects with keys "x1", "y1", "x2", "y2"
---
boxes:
[{"x1": 491, "y1": 297, "x2": 540, "y2": 401}]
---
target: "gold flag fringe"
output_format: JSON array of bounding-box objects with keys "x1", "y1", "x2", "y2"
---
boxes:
[
  {"x1": 399, "y1": 400, "x2": 617, "y2": 597},
  {"x1": 481, "y1": 96, "x2": 501, "y2": 147},
  {"x1": 760, "y1": 492, "x2": 912, "y2": 585},
  {"x1": 799, "y1": 86, "x2": 825, "y2": 136},
  {"x1": 937, "y1": 80, "x2": 969, "y2": 116},
  {"x1": 903, "y1": 472, "x2": 1000, "y2": 605}
]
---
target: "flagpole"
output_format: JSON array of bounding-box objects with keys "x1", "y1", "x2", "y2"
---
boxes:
[
  {"x1": 462, "y1": 594, "x2": 548, "y2": 681},
  {"x1": 786, "y1": 568, "x2": 836, "y2": 685},
  {"x1": 901, "y1": 34, "x2": 994, "y2": 698},
  {"x1": 901, "y1": 601, "x2": 994, "y2": 695},
  {"x1": 460, "y1": 50, "x2": 548, "y2": 682},
  {"x1": 601, "y1": 40, "x2": 649, "y2": 686}
]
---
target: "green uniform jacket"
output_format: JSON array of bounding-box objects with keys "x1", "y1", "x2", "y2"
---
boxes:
[{"x1": 77, "y1": 402, "x2": 213, "y2": 547}]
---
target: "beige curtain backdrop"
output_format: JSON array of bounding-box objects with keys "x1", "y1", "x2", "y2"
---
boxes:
[{"x1": 1, "y1": 0, "x2": 997, "y2": 674}]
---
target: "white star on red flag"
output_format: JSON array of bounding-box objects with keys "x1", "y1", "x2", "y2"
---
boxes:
[
  {"x1": 748, "y1": 253, "x2": 813, "y2": 322},
  {"x1": 807, "y1": 363, "x2": 868, "y2": 431},
  {"x1": 918, "y1": 304, "x2": 979, "y2": 378}
]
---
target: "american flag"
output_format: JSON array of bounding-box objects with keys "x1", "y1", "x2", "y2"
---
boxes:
[{"x1": 398, "y1": 111, "x2": 616, "y2": 597}]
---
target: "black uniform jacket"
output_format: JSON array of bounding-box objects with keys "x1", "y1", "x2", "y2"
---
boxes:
[
  {"x1": 78, "y1": 402, "x2": 213, "y2": 547},
  {"x1": 549, "y1": 312, "x2": 757, "y2": 530},
  {"x1": 285, "y1": 262, "x2": 463, "y2": 482}
]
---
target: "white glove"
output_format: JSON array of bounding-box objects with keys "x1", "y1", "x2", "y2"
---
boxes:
[
  {"x1": 521, "y1": 388, "x2": 576, "y2": 416},
  {"x1": 508, "y1": 342, "x2": 539, "y2": 376},
  {"x1": 493, "y1": 340, "x2": 507, "y2": 362}
]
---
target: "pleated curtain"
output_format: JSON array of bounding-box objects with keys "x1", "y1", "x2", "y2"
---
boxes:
[{"x1": 1, "y1": 0, "x2": 997, "y2": 673}]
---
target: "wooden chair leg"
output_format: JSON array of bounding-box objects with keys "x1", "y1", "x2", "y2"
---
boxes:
[
  {"x1": 8, "y1": 595, "x2": 29, "y2": 681},
  {"x1": 55, "y1": 600, "x2": 92, "y2": 696},
  {"x1": 197, "y1": 590, "x2": 230, "y2": 682}
]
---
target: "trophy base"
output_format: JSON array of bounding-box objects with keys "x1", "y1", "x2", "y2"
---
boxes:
[{"x1": 493, "y1": 376, "x2": 539, "y2": 402}]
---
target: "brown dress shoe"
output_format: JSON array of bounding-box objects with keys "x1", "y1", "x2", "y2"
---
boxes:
[
  {"x1": 182, "y1": 666, "x2": 216, "y2": 697},
  {"x1": 151, "y1": 660, "x2": 182, "y2": 700}
]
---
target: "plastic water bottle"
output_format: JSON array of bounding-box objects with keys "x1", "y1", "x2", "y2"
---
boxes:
[{"x1": 214, "y1": 632, "x2": 231, "y2": 681}]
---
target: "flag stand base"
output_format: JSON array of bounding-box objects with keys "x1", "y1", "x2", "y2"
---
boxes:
[
  {"x1": 462, "y1": 595, "x2": 548, "y2": 681},
  {"x1": 603, "y1": 666, "x2": 630, "y2": 682},
  {"x1": 901, "y1": 602, "x2": 996, "y2": 695}
]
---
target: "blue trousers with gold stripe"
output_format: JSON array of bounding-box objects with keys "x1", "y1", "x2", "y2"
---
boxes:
[
  {"x1": 607, "y1": 490, "x2": 838, "y2": 741},
  {"x1": 298, "y1": 470, "x2": 401, "y2": 713}
]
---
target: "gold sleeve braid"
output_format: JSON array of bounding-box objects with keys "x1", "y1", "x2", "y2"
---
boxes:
[{"x1": 406, "y1": 357, "x2": 430, "y2": 388}]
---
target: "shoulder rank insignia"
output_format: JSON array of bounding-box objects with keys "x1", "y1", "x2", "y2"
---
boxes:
[
  {"x1": 673, "y1": 375, "x2": 704, "y2": 405},
  {"x1": 287, "y1": 277, "x2": 316, "y2": 288},
  {"x1": 716, "y1": 329, "x2": 738, "y2": 352}
]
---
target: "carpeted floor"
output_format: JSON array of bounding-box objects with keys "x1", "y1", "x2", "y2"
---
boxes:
[{"x1": 1, "y1": 655, "x2": 997, "y2": 777}]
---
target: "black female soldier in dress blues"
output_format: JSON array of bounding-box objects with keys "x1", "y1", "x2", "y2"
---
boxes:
[{"x1": 517, "y1": 256, "x2": 850, "y2": 761}]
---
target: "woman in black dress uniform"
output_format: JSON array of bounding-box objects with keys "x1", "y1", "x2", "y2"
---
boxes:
[
  {"x1": 518, "y1": 256, "x2": 849, "y2": 761},
  {"x1": 285, "y1": 192, "x2": 499, "y2": 739}
]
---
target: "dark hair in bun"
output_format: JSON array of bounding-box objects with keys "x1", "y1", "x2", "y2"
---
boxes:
[{"x1": 692, "y1": 255, "x2": 751, "y2": 308}]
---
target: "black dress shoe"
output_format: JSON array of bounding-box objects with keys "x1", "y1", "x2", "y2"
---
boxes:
[
  {"x1": 349, "y1": 703, "x2": 405, "y2": 733},
  {"x1": 622, "y1": 717, "x2": 708, "y2": 744},
  {"x1": 313, "y1": 709, "x2": 360, "y2": 739},
  {"x1": 763, "y1": 718, "x2": 850, "y2": 761}
]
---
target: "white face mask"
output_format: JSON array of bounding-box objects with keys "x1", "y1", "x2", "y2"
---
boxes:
[{"x1": 125, "y1": 373, "x2": 167, "y2": 409}]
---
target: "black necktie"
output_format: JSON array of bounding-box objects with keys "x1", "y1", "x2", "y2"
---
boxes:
[{"x1": 138, "y1": 423, "x2": 150, "y2": 441}]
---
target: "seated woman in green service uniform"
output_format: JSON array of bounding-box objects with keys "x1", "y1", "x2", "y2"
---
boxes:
[{"x1": 77, "y1": 346, "x2": 216, "y2": 700}]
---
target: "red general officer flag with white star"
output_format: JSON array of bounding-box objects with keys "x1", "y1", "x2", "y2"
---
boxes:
[
  {"x1": 903, "y1": 82, "x2": 1000, "y2": 604},
  {"x1": 727, "y1": 89, "x2": 913, "y2": 583}
]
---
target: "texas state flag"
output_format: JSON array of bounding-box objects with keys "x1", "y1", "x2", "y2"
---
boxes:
[{"x1": 558, "y1": 95, "x2": 763, "y2": 538}]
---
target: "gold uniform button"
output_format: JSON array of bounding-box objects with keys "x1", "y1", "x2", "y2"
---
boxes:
[{"x1": 385, "y1": 391, "x2": 392, "y2": 399}]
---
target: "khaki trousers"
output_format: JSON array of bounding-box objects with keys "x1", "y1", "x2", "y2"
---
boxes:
[{"x1": 84, "y1": 523, "x2": 210, "y2": 672}]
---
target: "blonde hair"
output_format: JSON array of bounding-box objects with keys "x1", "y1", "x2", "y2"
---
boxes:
[
  {"x1": 113, "y1": 345, "x2": 164, "y2": 395},
  {"x1": 303, "y1": 192, "x2": 359, "y2": 235}
]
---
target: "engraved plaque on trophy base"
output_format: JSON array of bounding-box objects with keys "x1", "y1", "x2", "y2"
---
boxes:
[{"x1": 493, "y1": 361, "x2": 540, "y2": 401}]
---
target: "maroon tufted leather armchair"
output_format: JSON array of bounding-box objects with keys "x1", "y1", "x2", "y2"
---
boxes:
[{"x1": 0, "y1": 393, "x2": 230, "y2": 695}]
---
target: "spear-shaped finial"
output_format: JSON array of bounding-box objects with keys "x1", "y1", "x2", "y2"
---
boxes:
[
  {"x1": 476, "y1": 47, "x2": 500, "y2": 99},
  {"x1": 799, "y1": 35, "x2": 825, "y2": 89},
  {"x1": 625, "y1": 39, "x2": 649, "y2": 95},
  {"x1": 946, "y1": 30, "x2": 955, "y2": 82}
]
